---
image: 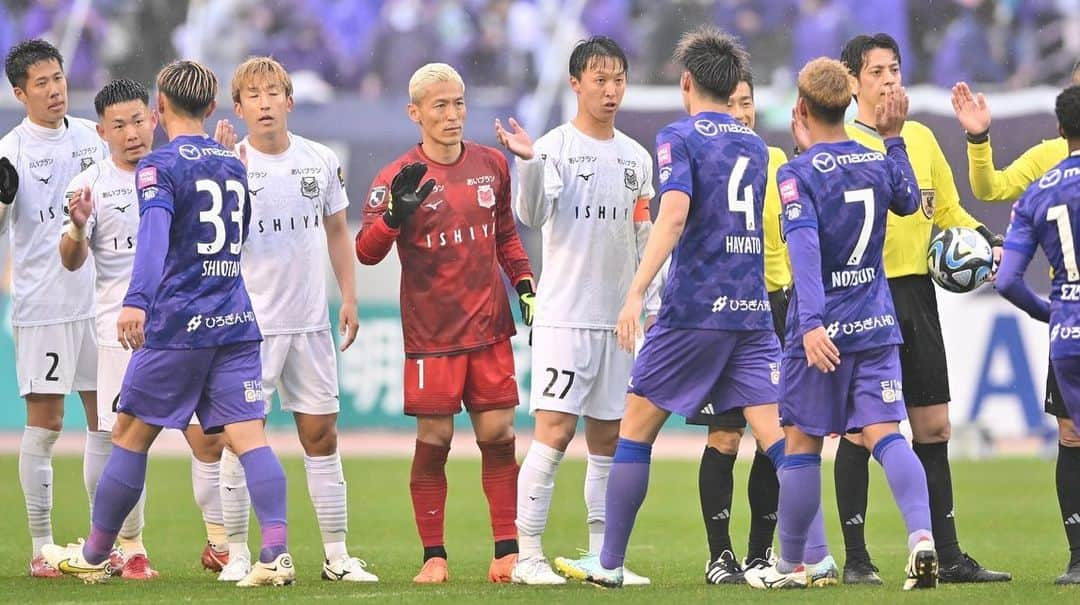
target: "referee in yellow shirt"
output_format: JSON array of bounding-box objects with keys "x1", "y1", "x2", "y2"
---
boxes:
[
  {"x1": 833, "y1": 33, "x2": 1011, "y2": 585},
  {"x1": 951, "y1": 61, "x2": 1080, "y2": 584}
]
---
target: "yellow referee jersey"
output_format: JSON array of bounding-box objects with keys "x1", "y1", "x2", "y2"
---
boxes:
[
  {"x1": 847, "y1": 120, "x2": 981, "y2": 278},
  {"x1": 764, "y1": 146, "x2": 792, "y2": 291},
  {"x1": 967, "y1": 136, "x2": 1068, "y2": 202}
]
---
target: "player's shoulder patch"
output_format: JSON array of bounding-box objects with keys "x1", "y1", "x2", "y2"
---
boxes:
[
  {"x1": 778, "y1": 177, "x2": 800, "y2": 204},
  {"x1": 137, "y1": 166, "x2": 158, "y2": 189}
]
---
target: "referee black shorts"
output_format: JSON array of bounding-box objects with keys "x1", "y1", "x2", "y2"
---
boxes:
[
  {"x1": 685, "y1": 287, "x2": 789, "y2": 428},
  {"x1": 1046, "y1": 360, "x2": 1069, "y2": 419},
  {"x1": 888, "y1": 274, "x2": 951, "y2": 407}
]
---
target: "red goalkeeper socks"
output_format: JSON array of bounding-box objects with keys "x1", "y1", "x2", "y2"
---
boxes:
[
  {"x1": 411, "y1": 440, "x2": 450, "y2": 549},
  {"x1": 478, "y1": 437, "x2": 519, "y2": 542}
]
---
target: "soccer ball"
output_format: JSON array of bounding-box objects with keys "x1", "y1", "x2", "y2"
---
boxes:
[{"x1": 927, "y1": 227, "x2": 995, "y2": 293}]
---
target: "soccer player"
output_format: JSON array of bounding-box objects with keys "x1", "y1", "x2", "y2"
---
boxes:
[
  {"x1": 57, "y1": 78, "x2": 242, "y2": 579},
  {"x1": 355, "y1": 62, "x2": 533, "y2": 584},
  {"x1": 0, "y1": 39, "x2": 108, "y2": 578},
  {"x1": 213, "y1": 56, "x2": 375, "y2": 583},
  {"x1": 553, "y1": 26, "x2": 784, "y2": 588},
  {"x1": 996, "y1": 84, "x2": 1080, "y2": 584},
  {"x1": 492, "y1": 36, "x2": 652, "y2": 587},
  {"x1": 746, "y1": 56, "x2": 936, "y2": 591},
  {"x1": 835, "y1": 33, "x2": 1010, "y2": 584},
  {"x1": 952, "y1": 64, "x2": 1080, "y2": 584},
  {"x1": 41, "y1": 60, "x2": 293, "y2": 587}
]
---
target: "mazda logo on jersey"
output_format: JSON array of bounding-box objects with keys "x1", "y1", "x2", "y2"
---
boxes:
[
  {"x1": 623, "y1": 168, "x2": 639, "y2": 192},
  {"x1": 368, "y1": 186, "x2": 387, "y2": 208},
  {"x1": 477, "y1": 184, "x2": 495, "y2": 208},
  {"x1": 178, "y1": 144, "x2": 201, "y2": 160},
  {"x1": 300, "y1": 176, "x2": 320, "y2": 199},
  {"x1": 811, "y1": 153, "x2": 836, "y2": 173},
  {"x1": 694, "y1": 119, "x2": 719, "y2": 137}
]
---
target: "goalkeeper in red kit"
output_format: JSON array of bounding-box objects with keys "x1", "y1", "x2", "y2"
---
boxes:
[{"x1": 355, "y1": 63, "x2": 535, "y2": 584}]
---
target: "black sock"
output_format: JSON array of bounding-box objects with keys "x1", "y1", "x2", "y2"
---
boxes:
[
  {"x1": 912, "y1": 441, "x2": 962, "y2": 564},
  {"x1": 835, "y1": 436, "x2": 871, "y2": 561},
  {"x1": 494, "y1": 539, "x2": 518, "y2": 559},
  {"x1": 423, "y1": 545, "x2": 448, "y2": 562},
  {"x1": 1058, "y1": 444, "x2": 1080, "y2": 567},
  {"x1": 699, "y1": 446, "x2": 736, "y2": 560},
  {"x1": 746, "y1": 449, "x2": 779, "y2": 561}
]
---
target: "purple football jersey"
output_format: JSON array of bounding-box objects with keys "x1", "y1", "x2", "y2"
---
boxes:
[
  {"x1": 655, "y1": 111, "x2": 771, "y2": 331},
  {"x1": 1006, "y1": 153, "x2": 1080, "y2": 360},
  {"x1": 779, "y1": 139, "x2": 919, "y2": 356},
  {"x1": 134, "y1": 135, "x2": 260, "y2": 349}
]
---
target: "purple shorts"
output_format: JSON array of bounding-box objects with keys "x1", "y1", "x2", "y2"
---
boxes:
[
  {"x1": 780, "y1": 345, "x2": 907, "y2": 437},
  {"x1": 629, "y1": 326, "x2": 780, "y2": 419},
  {"x1": 1051, "y1": 357, "x2": 1080, "y2": 427},
  {"x1": 118, "y1": 341, "x2": 265, "y2": 434}
]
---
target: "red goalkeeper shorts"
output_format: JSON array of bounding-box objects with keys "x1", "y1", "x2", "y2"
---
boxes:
[{"x1": 403, "y1": 339, "x2": 519, "y2": 416}]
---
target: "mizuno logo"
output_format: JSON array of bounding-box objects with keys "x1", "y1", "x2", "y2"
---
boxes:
[
  {"x1": 250, "y1": 187, "x2": 264, "y2": 196},
  {"x1": 114, "y1": 204, "x2": 132, "y2": 213},
  {"x1": 427, "y1": 509, "x2": 440, "y2": 516},
  {"x1": 577, "y1": 173, "x2": 594, "y2": 181},
  {"x1": 424, "y1": 200, "x2": 444, "y2": 210},
  {"x1": 37, "y1": 175, "x2": 52, "y2": 184},
  {"x1": 528, "y1": 496, "x2": 538, "y2": 501}
]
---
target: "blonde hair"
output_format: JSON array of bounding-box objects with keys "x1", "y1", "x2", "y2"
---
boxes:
[
  {"x1": 797, "y1": 57, "x2": 855, "y2": 123},
  {"x1": 408, "y1": 63, "x2": 465, "y2": 103},
  {"x1": 231, "y1": 56, "x2": 293, "y2": 103},
  {"x1": 156, "y1": 60, "x2": 217, "y2": 118}
]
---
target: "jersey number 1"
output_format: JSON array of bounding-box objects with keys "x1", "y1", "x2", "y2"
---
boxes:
[
  {"x1": 1048, "y1": 205, "x2": 1080, "y2": 281},
  {"x1": 196, "y1": 179, "x2": 245, "y2": 255}
]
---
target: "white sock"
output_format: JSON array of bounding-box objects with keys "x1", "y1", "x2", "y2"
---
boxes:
[
  {"x1": 305, "y1": 452, "x2": 349, "y2": 559},
  {"x1": 191, "y1": 455, "x2": 223, "y2": 525},
  {"x1": 516, "y1": 441, "x2": 564, "y2": 559},
  {"x1": 83, "y1": 429, "x2": 113, "y2": 514},
  {"x1": 20, "y1": 426, "x2": 59, "y2": 556},
  {"x1": 118, "y1": 488, "x2": 147, "y2": 556},
  {"x1": 219, "y1": 448, "x2": 250, "y2": 558},
  {"x1": 585, "y1": 453, "x2": 613, "y2": 555}
]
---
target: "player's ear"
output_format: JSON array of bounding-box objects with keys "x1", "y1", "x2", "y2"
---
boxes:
[
  {"x1": 286, "y1": 95, "x2": 295, "y2": 113},
  {"x1": 569, "y1": 75, "x2": 581, "y2": 95},
  {"x1": 407, "y1": 102, "x2": 420, "y2": 125},
  {"x1": 680, "y1": 71, "x2": 691, "y2": 96},
  {"x1": 95, "y1": 122, "x2": 105, "y2": 138},
  {"x1": 204, "y1": 99, "x2": 217, "y2": 120},
  {"x1": 149, "y1": 107, "x2": 159, "y2": 129},
  {"x1": 12, "y1": 86, "x2": 26, "y2": 106}
]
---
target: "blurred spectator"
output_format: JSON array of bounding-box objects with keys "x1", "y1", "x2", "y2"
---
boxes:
[
  {"x1": 931, "y1": 0, "x2": 1006, "y2": 87},
  {"x1": 792, "y1": 0, "x2": 848, "y2": 74}
]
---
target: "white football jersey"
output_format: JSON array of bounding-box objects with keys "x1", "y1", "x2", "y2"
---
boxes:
[
  {"x1": 514, "y1": 123, "x2": 655, "y2": 329},
  {"x1": 61, "y1": 158, "x2": 139, "y2": 346},
  {"x1": 0, "y1": 117, "x2": 106, "y2": 326},
  {"x1": 241, "y1": 134, "x2": 349, "y2": 334}
]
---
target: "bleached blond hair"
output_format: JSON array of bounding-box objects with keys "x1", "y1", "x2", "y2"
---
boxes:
[
  {"x1": 408, "y1": 63, "x2": 465, "y2": 103},
  {"x1": 231, "y1": 56, "x2": 293, "y2": 103}
]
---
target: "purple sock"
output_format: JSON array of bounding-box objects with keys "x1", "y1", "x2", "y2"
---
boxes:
[
  {"x1": 777, "y1": 454, "x2": 821, "y2": 569},
  {"x1": 804, "y1": 503, "x2": 830, "y2": 565},
  {"x1": 599, "y1": 438, "x2": 651, "y2": 570},
  {"x1": 83, "y1": 446, "x2": 147, "y2": 565},
  {"x1": 873, "y1": 433, "x2": 932, "y2": 537},
  {"x1": 239, "y1": 446, "x2": 288, "y2": 563}
]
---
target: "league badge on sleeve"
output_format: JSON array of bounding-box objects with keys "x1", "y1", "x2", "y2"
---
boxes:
[
  {"x1": 477, "y1": 184, "x2": 495, "y2": 208},
  {"x1": 368, "y1": 185, "x2": 387, "y2": 208},
  {"x1": 137, "y1": 166, "x2": 157, "y2": 188},
  {"x1": 337, "y1": 165, "x2": 346, "y2": 189}
]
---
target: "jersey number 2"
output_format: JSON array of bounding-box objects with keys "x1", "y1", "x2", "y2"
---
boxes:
[{"x1": 196, "y1": 179, "x2": 245, "y2": 255}]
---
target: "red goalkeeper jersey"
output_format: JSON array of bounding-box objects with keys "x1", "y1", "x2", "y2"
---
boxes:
[{"x1": 356, "y1": 142, "x2": 533, "y2": 356}]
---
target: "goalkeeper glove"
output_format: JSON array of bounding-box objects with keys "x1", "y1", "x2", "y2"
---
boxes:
[
  {"x1": 975, "y1": 224, "x2": 1004, "y2": 248},
  {"x1": 516, "y1": 279, "x2": 536, "y2": 326},
  {"x1": 383, "y1": 161, "x2": 436, "y2": 229},
  {"x1": 0, "y1": 157, "x2": 17, "y2": 205}
]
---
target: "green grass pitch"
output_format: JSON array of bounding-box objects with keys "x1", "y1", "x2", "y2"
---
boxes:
[{"x1": 0, "y1": 454, "x2": 1075, "y2": 603}]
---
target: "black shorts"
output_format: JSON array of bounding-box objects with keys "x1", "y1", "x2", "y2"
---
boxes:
[
  {"x1": 685, "y1": 288, "x2": 789, "y2": 428},
  {"x1": 888, "y1": 274, "x2": 951, "y2": 407},
  {"x1": 1046, "y1": 360, "x2": 1068, "y2": 419}
]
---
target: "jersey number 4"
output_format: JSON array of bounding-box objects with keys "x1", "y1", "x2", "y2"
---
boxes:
[
  {"x1": 196, "y1": 179, "x2": 245, "y2": 255},
  {"x1": 729, "y1": 156, "x2": 755, "y2": 230}
]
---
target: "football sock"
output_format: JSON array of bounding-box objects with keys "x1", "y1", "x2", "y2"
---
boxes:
[
  {"x1": 515, "y1": 441, "x2": 564, "y2": 558},
  {"x1": 411, "y1": 440, "x2": 450, "y2": 550},
  {"x1": 874, "y1": 434, "x2": 932, "y2": 541},
  {"x1": 746, "y1": 449, "x2": 780, "y2": 561},
  {"x1": 83, "y1": 429, "x2": 112, "y2": 512},
  {"x1": 777, "y1": 453, "x2": 821, "y2": 570},
  {"x1": 585, "y1": 452, "x2": 613, "y2": 555},
  {"x1": 1057, "y1": 444, "x2": 1080, "y2": 567},
  {"x1": 478, "y1": 437, "x2": 519, "y2": 544},
  {"x1": 834, "y1": 436, "x2": 871, "y2": 560},
  {"x1": 804, "y1": 503, "x2": 830, "y2": 565},
  {"x1": 304, "y1": 452, "x2": 349, "y2": 558},
  {"x1": 118, "y1": 487, "x2": 147, "y2": 556},
  {"x1": 84, "y1": 446, "x2": 147, "y2": 565},
  {"x1": 912, "y1": 440, "x2": 961, "y2": 563},
  {"x1": 191, "y1": 454, "x2": 224, "y2": 527},
  {"x1": 600, "y1": 438, "x2": 651, "y2": 570},
  {"x1": 220, "y1": 447, "x2": 251, "y2": 558},
  {"x1": 238, "y1": 446, "x2": 288, "y2": 563},
  {"x1": 699, "y1": 446, "x2": 736, "y2": 560},
  {"x1": 20, "y1": 426, "x2": 59, "y2": 556}
]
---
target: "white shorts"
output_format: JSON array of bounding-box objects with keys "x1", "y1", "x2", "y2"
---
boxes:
[
  {"x1": 529, "y1": 326, "x2": 632, "y2": 421},
  {"x1": 261, "y1": 330, "x2": 340, "y2": 415},
  {"x1": 14, "y1": 318, "x2": 97, "y2": 397}
]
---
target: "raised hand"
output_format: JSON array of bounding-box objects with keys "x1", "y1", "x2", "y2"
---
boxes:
[
  {"x1": 68, "y1": 185, "x2": 93, "y2": 229},
  {"x1": 384, "y1": 162, "x2": 437, "y2": 228},
  {"x1": 791, "y1": 106, "x2": 812, "y2": 153},
  {"x1": 494, "y1": 117, "x2": 535, "y2": 160},
  {"x1": 875, "y1": 87, "x2": 910, "y2": 139},
  {"x1": 950, "y1": 82, "x2": 991, "y2": 135},
  {"x1": 214, "y1": 119, "x2": 238, "y2": 149}
]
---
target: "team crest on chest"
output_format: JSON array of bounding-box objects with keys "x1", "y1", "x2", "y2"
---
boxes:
[
  {"x1": 300, "y1": 176, "x2": 320, "y2": 199},
  {"x1": 80, "y1": 157, "x2": 95, "y2": 172},
  {"x1": 624, "y1": 168, "x2": 639, "y2": 192},
  {"x1": 920, "y1": 189, "x2": 935, "y2": 219},
  {"x1": 477, "y1": 183, "x2": 495, "y2": 208}
]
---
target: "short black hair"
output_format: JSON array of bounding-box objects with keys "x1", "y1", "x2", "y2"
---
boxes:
[
  {"x1": 673, "y1": 25, "x2": 748, "y2": 103},
  {"x1": 5, "y1": 39, "x2": 64, "y2": 89},
  {"x1": 1056, "y1": 85, "x2": 1080, "y2": 140},
  {"x1": 740, "y1": 72, "x2": 755, "y2": 95},
  {"x1": 94, "y1": 78, "x2": 149, "y2": 117},
  {"x1": 568, "y1": 36, "x2": 628, "y2": 80},
  {"x1": 840, "y1": 33, "x2": 902, "y2": 78}
]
